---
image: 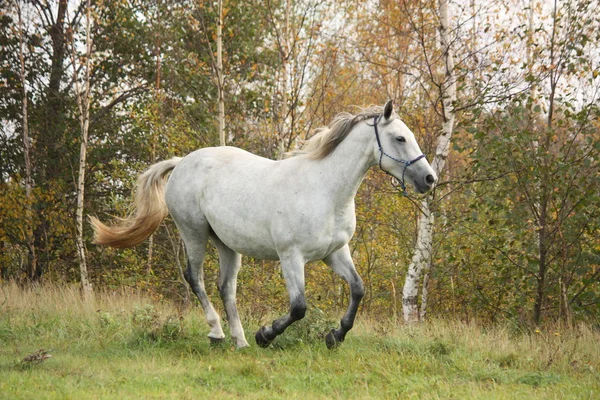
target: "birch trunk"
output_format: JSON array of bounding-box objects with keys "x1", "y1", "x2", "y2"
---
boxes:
[
  {"x1": 402, "y1": 0, "x2": 456, "y2": 323},
  {"x1": 419, "y1": 271, "x2": 430, "y2": 321},
  {"x1": 276, "y1": 0, "x2": 291, "y2": 159},
  {"x1": 403, "y1": 200, "x2": 434, "y2": 322},
  {"x1": 72, "y1": 0, "x2": 93, "y2": 296},
  {"x1": 16, "y1": 1, "x2": 37, "y2": 281},
  {"x1": 217, "y1": 0, "x2": 225, "y2": 146},
  {"x1": 560, "y1": 276, "x2": 572, "y2": 326},
  {"x1": 148, "y1": 2, "x2": 163, "y2": 274}
]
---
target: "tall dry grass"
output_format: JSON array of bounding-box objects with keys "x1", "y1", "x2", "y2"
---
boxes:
[
  {"x1": 1, "y1": 280, "x2": 179, "y2": 317},
  {"x1": 354, "y1": 315, "x2": 600, "y2": 375}
]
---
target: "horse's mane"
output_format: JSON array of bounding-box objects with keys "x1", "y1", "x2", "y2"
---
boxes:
[{"x1": 288, "y1": 105, "x2": 395, "y2": 160}]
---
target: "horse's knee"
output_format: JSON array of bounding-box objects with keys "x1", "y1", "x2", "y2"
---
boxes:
[
  {"x1": 183, "y1": 260, "x2": 193, "y2": 284},
  {"x1": 218, "y1": 278, "x2": 237, "y2": 300},
  {"x1": 352, "y1": 279, "x2": 365, "y2": 301},
  {"x1": 184, "y1": 263, "x2": 204, "y2": 296},
  {"x1": 218, "y1": 281, "x2": 227, "y2": 297},
  {"x1": 290, "y1": 300, "x2": 307, "y2": 321}
]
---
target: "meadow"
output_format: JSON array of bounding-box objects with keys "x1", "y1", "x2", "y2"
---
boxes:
[{"x1": 1, "y1": 282, "x2": 598, "y2": 399}]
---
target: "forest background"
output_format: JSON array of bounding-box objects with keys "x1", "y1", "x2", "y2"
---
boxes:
[{"x1": 1, "y1": 0, "x2": 599, "y2": 328}]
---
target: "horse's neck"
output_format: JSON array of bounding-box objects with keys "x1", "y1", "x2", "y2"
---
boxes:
[{"x1": 314, "y1": 126, "x2": 374, "y2": 203}]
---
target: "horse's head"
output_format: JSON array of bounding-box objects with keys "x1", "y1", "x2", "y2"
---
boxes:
[{"x1": 371, "y1": 100, "x2": 437, "y2": 194}]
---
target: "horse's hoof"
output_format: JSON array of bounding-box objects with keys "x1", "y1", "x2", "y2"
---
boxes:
[
  {"x1": 236, "y1": 342, "x2": 250, "y2": 350},
  {"x1": 209, "y1": 336, "x2": 225, "y2": 346},
  {"x1": 255, "y1": 326, "x2": 273, "y2": 348},
  {"x1": 325, "y1": 329, "x2": 341, "y2": 349}
]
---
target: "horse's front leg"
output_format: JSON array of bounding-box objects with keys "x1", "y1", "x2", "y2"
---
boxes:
[
  {"x1": 323, "y1": 245, "x2": 365, "y2": 349},
  {"x1": 255, "y1": 255, "x2": 306, "y2": 347}
]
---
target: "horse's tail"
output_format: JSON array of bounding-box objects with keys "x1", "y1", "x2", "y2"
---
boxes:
[{"x1": 90, "y1": 157, "x2": 182, "y2": 248}]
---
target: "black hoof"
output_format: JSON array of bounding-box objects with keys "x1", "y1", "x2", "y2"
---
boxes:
[
  {"x1": 325, "y1": 329, "x2": 342, "y2": 349},
  {"x1": 209, "y1": 336, "x2": 225, "y2": 346},
  {"x1": 255, "y1": 326, "x2": 273, "y2": 348}
]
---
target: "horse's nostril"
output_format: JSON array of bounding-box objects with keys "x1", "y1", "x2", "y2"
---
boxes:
[{"x1": 425, "y1": 174, "x2": 435, "y2": 185}]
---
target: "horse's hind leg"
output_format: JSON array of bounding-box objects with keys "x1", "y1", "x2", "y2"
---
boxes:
[
  {"x1": 180, "y1": 226, "x2": 225, "y2": 342},
  {"x1": 323, "y1": 244, "x2": 365, "y2": 349},
  {"x1": 211, "y1": 234, "x2": 249, "y2": 348}
]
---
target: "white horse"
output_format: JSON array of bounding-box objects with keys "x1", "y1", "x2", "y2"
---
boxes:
[{"x1": 91, "y1": 101, "x2": 436, "y2": 349}]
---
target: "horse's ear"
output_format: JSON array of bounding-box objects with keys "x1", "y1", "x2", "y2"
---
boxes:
[{"x1": 383, "y1": 100, "x2": 394, "y2": 120}]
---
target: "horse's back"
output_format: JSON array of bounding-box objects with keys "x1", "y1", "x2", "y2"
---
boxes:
[{"x1": 181, "y1": 146, "x2": 275, "y2": 168}]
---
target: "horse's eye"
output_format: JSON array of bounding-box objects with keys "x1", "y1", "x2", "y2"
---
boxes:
[{"x1": 396, "y1": 136, "x2": 406, "y2": 143}]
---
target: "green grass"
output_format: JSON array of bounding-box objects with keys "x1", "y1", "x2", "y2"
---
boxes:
[{"x1": 1, "y1": 283, "x2": 598, "y2": 399}]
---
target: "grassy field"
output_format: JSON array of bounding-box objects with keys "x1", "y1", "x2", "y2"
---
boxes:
[{"x1": 1, "y1": 283, "x2": 598, "y2": 399}]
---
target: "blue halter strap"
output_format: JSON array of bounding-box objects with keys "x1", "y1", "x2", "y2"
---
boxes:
[{"x1": 372, "y1": 116, "x2": 426, "y2": 194}]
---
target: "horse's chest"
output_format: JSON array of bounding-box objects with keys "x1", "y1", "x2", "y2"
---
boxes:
[
  {"x1": 330, "y1": 209, "x2": 356, "y2": 239},
  {"x1": 296, "y1": 206, "x2": 355, "y2": 261}
]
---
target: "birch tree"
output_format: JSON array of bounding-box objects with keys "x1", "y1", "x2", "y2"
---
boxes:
[
  {"x1": 70, "y1": 0, "x2": 93, "y2": 295},
  {"x1": 273, "y1": 0, "x2": 291, "y2": 158},
  {"x1": 402, "y1": 0, "x2": 456, "y2": 323},
  {"x1": 147, "y1": 0, "x2": 162, "y2": 274},
  {"x1": 216, "y1": 0, "x2": 225, "y2": 146},
  {"x1": 197, "y1": 0, "x2": 226, "y2": 146}
]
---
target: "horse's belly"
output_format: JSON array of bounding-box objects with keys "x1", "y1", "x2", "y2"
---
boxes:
[
  {"x1": 207, "y1": 209, "x2": 353, "y2": 263},
  {"x1": 269, "y1": 209, "x2": 355, "y2": 263},
  {"x1": 213, "y1": 229, "x2": 280, "y2": 260},
  {"x1": 204, "y1": 210, "x2": 280, "y2": 260}
]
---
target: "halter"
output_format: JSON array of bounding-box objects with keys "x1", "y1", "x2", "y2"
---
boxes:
[{"x1": 372, "y1": 116, "x2": 426, "y2": 194}]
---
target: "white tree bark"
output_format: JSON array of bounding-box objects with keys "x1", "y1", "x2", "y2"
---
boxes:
[
  {"x1": 72, "y1": 0, "x2": 93, "y2": 296},
  {"x1": 216, "y1": 0, "x2": 225, "y2": 146},
  {"x1": 276, "y1": 0, "x2": 292, "y2": 159},
  {"x1": 148, "y1": 2, "x2": 163, "y2": 274},
  {"x1": 402, "y1": 0, "x2": 456, "y2": 323},
  {"x1": 403, "y1": 199, "x2": 435, "y2": 322},
  {"x1": 420, "y1": 270, "x2": 430, "y2": 321}
]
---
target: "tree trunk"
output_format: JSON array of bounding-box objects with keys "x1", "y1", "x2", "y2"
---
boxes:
[
  {"x1": 533, "y1": 215, "x2": 547, "y2": 324},
  {"x1": 402, "y1": 0, "x2": 456, "y2": 323},
  {"x1": 40, "y1": 0, "x2": 68, "y2": 180},
  {"x1": 72, "y1": 0, "x2": 93, "y2": 296},
  {"x1": 419, "y1": 271, "x2": 430, "y2": 321},
  {"x1": 533, "y1": 0, "x2": 559, "y2": 325},
  {"x1": 403, "y1": 199, "x2": 434, "y2": 322},
  {"x1": 16, "y1": 0, "x2": 37, "y2": 282},
  {"x1": 31, "y1": 0, "x2": 68, "y2": 281},
  {"x1": 147, "y1": 1, "x2": 163, "y2": 274},
  {"x1": 216, "y1": 0, "x2": 225, "y2": 146},
  {"x1": 560, "y1": 276, "x2": 572, "y2": 326},
  {"x1": 276, "y1": 0, "x2": 292, "y2": 159}
]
